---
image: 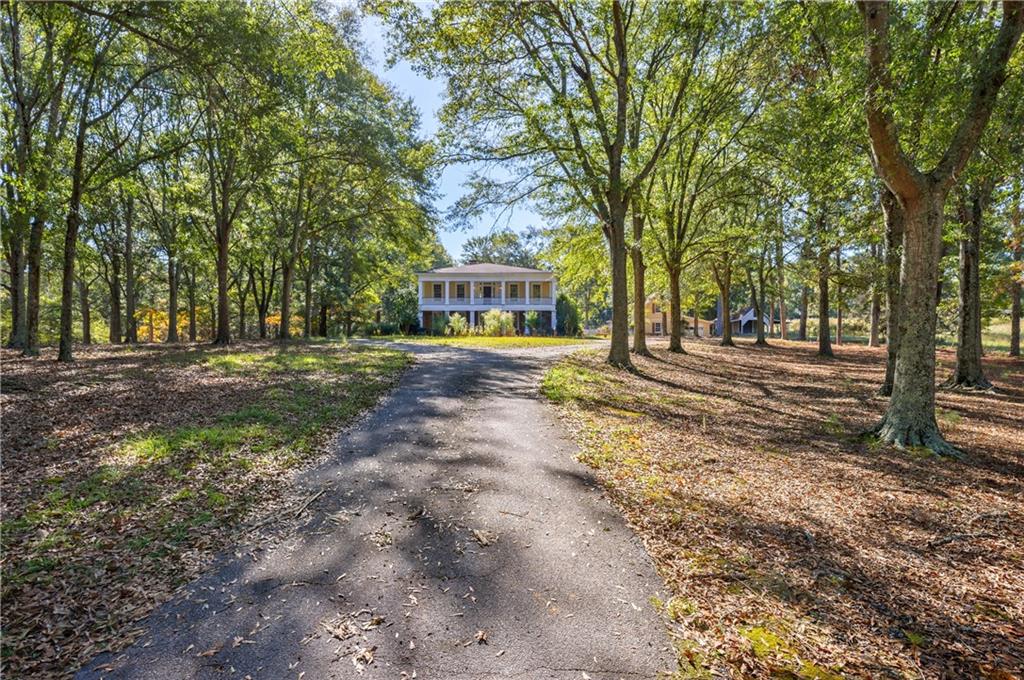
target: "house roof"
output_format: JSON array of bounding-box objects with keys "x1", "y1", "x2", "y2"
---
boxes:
[{"x1": 422, "y1": 263, "x2": 552, "y2": 275}]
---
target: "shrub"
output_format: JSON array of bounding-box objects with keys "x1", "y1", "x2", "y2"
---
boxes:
[
  {"x1": 446, "y1": 312, "x2": 469, "y2": 336},
  {"x1": 525, "y1": 310, "x2": 541, "y2": 335},
  {"x1": 482, "y1": 308, "x2": 515, "y2": 336},
  {"x1": 556, "y1": 294, "x2": 581, "y2": 336},
  {"x1": 430, "y1": 314, "x2": 447, "y2": 335}
]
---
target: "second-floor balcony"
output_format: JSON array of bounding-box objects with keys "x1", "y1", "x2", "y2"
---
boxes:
[{"x1": 419, "y1": 296, "x2": 555, "y2": 306}]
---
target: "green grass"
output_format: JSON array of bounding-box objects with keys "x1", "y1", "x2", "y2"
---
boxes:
[
  {"x1": 1, "y1": 343, "x2": 409, "y2": 670},
  {"x1": 370, "y1": 334, "x2": 596, "y2": 348}
]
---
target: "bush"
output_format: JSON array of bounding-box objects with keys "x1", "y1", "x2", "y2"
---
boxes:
[
  {"x1": 556, "y1": 294, "x2": 581, "y2": 336},
  {"x1": 482, "y1": 308, "x2": 516, "y2": 336},
  {"x1": 362, "y1": 321, "x2": 399, "y2": 336},
  {"x1": 446, "y1": 312, "x2": 469, "y2": 336},
  {"x1": 525, "y1": 310, "x2": 541, "y2": 335},
  {"x1": 430, "y1": 313, "x2": 447, "y2": 335}
]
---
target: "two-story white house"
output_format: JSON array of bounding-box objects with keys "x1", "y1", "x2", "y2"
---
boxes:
[{"x1": 417, "y1": 263, "x2": 557, "y2": 333}]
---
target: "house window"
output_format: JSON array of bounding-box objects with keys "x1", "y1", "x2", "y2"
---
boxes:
[
  {"x1": 483, "y1": 284, "x2": 492, "y2": 298},
  {"x1": 532, "y1": 283, "x2": 542, "y2": 298},
  {"x1": 510, "y1": 284, "x2": 519, "y2": 298},
  {"x1": 432, "y1": 283, "x2": 442, "y2": 299},
  {"x1": 651, "y1": 302, "x2": 660, "y2": 314},
  {"x1": 653, "y1": 322, "x2": 662, "y2": 335},
  {"x1": 456, "y1": 284, "x2": 465, "y2": 299}
]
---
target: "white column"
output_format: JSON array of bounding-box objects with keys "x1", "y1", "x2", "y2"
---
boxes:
[
  {"x1": 552, "y1": 308, "x2": 557, "y2": 331},
  {"x1": 550, "y1": 279, "x2": 556, "y2": 304},
  {"x1": 500, "y1": 280, "x2": 505, "y2": 305},
  {"x1": 444, "y1": 279, "x2": 449, "y2": 304},
  {"x1": 418, "y1": 311, "x2": 424, "y2": 328},
  {"x1": 469, "y1": 281, "x2": 475, "y2": 307},
  {"x1": 470, "y1": 310, "x2": 476, "y2": 326},
  {"x1": 525, "y1": 281, "x2": 530, "y2": 305}
]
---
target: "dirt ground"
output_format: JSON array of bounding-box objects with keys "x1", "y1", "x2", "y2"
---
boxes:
[{"x1": 544, "y1": 338, "x2": 1024, "y2": 679}]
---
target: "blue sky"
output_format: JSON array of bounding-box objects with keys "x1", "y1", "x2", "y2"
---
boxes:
[{"x1": 359, "y1": 14, "x2": 542, "y2": 262}]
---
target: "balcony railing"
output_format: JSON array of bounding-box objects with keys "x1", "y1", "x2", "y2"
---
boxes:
[{"x1": 420, "y1": 296, "x2": 555, "y2": 306}]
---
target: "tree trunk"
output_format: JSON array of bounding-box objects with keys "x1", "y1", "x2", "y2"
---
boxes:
[
  {"x1": 748, "y1": 269, "x2": 767, "y2": 346},
  {"x1": 606, "y1": 209, "x2": 632, "y2": 367},
  {"x1": 123, "y1": 200, "x2": 137, "y2": 343},
  {"x1": 945, "y1": 193, "x2": 991, "y2": 389},
  {"x1": 236, "y1": 282, "x2": 247, "y2": 340},
  {"x1": 187, "y1": 267, "x2": 197, "y2": 342},
  {"x1": 869, "y1": 242, "x2": 882, "y2": 347},
  {"x1": 24, "y1": 214, "x2": 45, "y2": 356},
  {"x1": 78, "y1": 275, "x2": 91, "y2": 345},
  {"x1": 166, "y1": 257, "x2": 179, "y2": 342},
  {"x1": 835, "y1": 247, "x2": 843, "y2": 345},
  {"x1": 798, "y1": 285, "x2": 808, "y2": 341},
  {"x1": 5, "y1": 235, "x2": 27, "y2": 349},
  {"x1": 871, "y1": 193, "x2": 960, "y2": 455},
  {"x1": 302, "y1": 274, "x2": 313, "y2": 339},
  {"x1": 817, "y1": 245, "x2": 833, "y2": 357},
  {"x1": 1011, "y1": 246, "x2": 1021, "y2": 357},
  {"x1": 714, "y1": 262, "x2": 734, "y2": 347},
  {"x1": 318, "y1": 302, "x2": 328, "y2": 337},
  {"x1": 279, "y1": 261, "x2": 294, "y2": 340},
  {"x1": 880, "y1": 188, "x2": 904, "y2": 396},
  {"x1": 214, "y1": 222, "x2": 231, "y2": 345},
  {"x1": 668, "y1": 267, "x2": 684, "y2": 353},
  {"x1": 775, "y1": 237, "x2": 786, "y2": 340},
  {"x1": 108, "y1": 256, "x2": 123, "y2": 344},
  {"x1": 630, "y1": 215, "x2": 649, "y2": 356}
]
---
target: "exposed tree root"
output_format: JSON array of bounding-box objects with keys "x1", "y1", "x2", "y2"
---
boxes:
[
  {"x1": 668, "y1": 345, "x2": 687, "y2": 355},
  {"x1": 866, "y1": 416, "x2": 964, "y2": 458},
  {"x1": 631, "y1": 347, "x2": 654, "y2": 358},
  {"x1": 940, "y1": 375, "x2": 994, "y2": 392},
  {"x1": 720, "y1": 339, "x2": 735, "y2": 348},
  {"x1": 877, "y1": 383, "x2": 893, "y2": 397}
]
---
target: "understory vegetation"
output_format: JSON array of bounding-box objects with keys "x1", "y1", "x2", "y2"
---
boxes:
[
  {"x1": 0, "y1": 342, "x2": 409, "y2": 677},
  {"x1": 543, "y1": 341, "x2": 1024, "y2": 679}
]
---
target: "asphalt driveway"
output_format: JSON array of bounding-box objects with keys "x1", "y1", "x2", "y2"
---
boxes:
[{"x1": 78, "y1": 342, "x2": 675, "y2": 679}]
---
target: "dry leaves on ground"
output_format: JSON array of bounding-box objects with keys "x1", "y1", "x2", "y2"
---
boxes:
[
  {"x1": 544, "y1": 339, "x2": 1024, "y2": 679},
  {"x1": 0, "y1": 340, "x2": 409, "y2": 679}
]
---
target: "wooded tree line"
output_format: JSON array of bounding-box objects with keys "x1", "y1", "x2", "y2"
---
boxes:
[
  {"x1": 376, "y1": 0, "x2": 1023, "y2": 456},
  {"x1": 2, "y1": 0, "x2": 443, "y2": 359}
]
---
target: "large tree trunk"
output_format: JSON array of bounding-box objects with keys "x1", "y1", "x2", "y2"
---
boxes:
[
  {"x1": 817, "y1": 244, "x2": 833, "y2": 357},
  {"x1": 214, "y1": 222, "x2": 231, "y2": 345},
  {"x1": 24, "y1": 214, "x2": 45, "y2": 356},
  {"x1": 279, "y1": 261, "x2": 294, "y2": 340},
  {"x1": 868, "y1": 242, "x2": 882, "y2": 347},
  {"x1": 668, "y1": 266, "x2": 684, "y2": 353},
  {"x1": 123, "y1": 200, "x2": 137, "y2": 343},
  {"x1": 606, "y1": 209, "x2": 632, "y2": 367},
  {"x1": 1008, "y1": 186, "x2": 1021, "y2": 357},
  {"x1": 78, "y1": 275, "x2": 91, "y2": 345},
  {"x1": 880, "y1": 189, "x2": 904, "y2": 395},
  {"x1": 5, "y1": 234, "x2": 27, "y2": 349},
  {"x1": 945, "y1": 193, "x2": 991, "y2": 389},
  {"x1": 318, "y1": 301, "x2": 328, "y2": 337},
  {"x1": 166, "y1": 256, "x2": 179, "y2": 343},
  {"x1": 236, "y1": 279, "x2": 248, "y2": 340},
  {"x1": 871, "y1": 194, "x2": 960, "y2": 455},
  {"x1": 630, "y1": 214, "x2": 649, "y2": 356}
]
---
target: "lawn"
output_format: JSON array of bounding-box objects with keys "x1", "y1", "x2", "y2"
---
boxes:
[
  {"x1": 368, "y1": 334, "x2": 598, "y2": 348},
  {"x1": 543, "y1": 339, "x2": 1024, "y2": 679},
  {"x1": 0, "y1": 341, "x2": 410, "y2": 678}
]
